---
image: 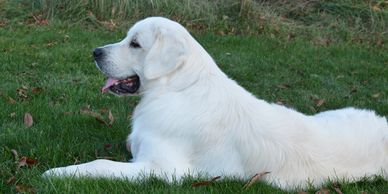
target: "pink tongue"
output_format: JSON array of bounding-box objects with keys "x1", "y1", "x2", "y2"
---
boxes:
[{"x1": 101, "y1": 78, "x2": 119, "y2": 93}]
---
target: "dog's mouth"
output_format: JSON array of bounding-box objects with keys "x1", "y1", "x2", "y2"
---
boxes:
[{"x1": 101, "y1": 75, "x2": 140, "y2": 95}]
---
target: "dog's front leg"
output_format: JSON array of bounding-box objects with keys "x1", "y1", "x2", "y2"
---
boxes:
[{"x1": 43, "y1": 159, "x2": 154, "y2": 180}]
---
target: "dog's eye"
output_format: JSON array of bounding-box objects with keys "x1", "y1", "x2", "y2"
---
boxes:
[{"x1": 130, "y1": 40, "x2": 141, "y2": 48}]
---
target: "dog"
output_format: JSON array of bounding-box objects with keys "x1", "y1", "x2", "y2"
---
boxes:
[{"x1": 44, "y1": 17, "x2": 388, "y2": 190}]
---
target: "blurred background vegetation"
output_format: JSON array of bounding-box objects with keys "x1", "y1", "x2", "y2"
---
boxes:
[{"x1": 1, "y1": 0, "x2": 387, "y2": 45}]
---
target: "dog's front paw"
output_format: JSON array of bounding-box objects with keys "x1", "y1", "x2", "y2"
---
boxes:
[
  {"x1": 43, "y1": 167, "x2": 65, "y2": 177},
  {"x1": 43, "y1": 165, "x2": 83, "y2": 178}
]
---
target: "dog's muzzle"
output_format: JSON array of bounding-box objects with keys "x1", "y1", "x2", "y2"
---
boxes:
[{"x1": 93, "y1": 48, "x2": 140, "y2": 95}]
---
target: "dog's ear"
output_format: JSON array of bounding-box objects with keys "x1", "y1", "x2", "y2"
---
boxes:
[{"x1": 143, "y1": 28, "x2": 187, "y2": 80}]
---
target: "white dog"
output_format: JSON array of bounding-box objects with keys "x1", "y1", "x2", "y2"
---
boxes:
[{"x1": 44, "y1": 17, "x2": 388, "y2": 190}]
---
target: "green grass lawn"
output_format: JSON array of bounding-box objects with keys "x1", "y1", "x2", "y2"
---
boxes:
[{"x1": 1, "y1": 4, "x2": 388, "y2": 194}]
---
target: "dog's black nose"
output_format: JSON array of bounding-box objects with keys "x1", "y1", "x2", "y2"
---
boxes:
[{"x1": 93, "y1": 48, "x2": 104, "y2": 60}]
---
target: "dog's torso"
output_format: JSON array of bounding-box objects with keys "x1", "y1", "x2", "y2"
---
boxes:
[{"x1": 129, "y1": 63, "x2": 388, "y2": 188}]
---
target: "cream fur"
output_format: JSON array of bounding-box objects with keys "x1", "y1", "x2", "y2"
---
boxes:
[{"x1": 44, "y1": 17, "x2": 388, "y2": 190}]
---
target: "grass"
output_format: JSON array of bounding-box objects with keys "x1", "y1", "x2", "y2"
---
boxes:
[{"x1": 0, "y1": 0, "x2": 388, "y2": 193}]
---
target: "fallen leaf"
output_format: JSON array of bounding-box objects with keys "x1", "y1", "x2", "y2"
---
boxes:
[
  {"x1": 10, "y1": 112, "x2": 16, "y2": 118},
  {"x1": 6, "y1": 176, "x2": 17, "y2": 185},
  {"x1": 104, "y1": 144, "x2": 113, "y2": 150},
  {"x1": 243, "y1": 171, "x2": 270, "y2": 188},
  {"x1": 277, "y1": 83, "x2": 291, "y2": 89},
  {"x1": 314, "y1": 99, "x2": 325, "y2": 107},
  {"x1": 108, "y1": 110, "x2": 114, "y2": 125},
  {"x1": 192, "y1": 176, "x2": 221, "y2": 187},
  {"x1": 80, "y1": 109, "x2": 109, "y2": 126},
  {"x1": 17, "y1": 156, "x2": 38, "y2": 168},
  {"x1": 32, "y1": 87, "x2": 43, "y2": 94},
  {"x1": 16, "y1": 184, "x2": 36, "y2": 193},
  {"x1": 24, "y1": 113, "x2": 33, "y2": 127},
  {"x1": 100, "y1": 108, "x2": 109, "y2": 114},
  {"x1": 372, "y1": 4, "x2": 381, "y2": 12}
]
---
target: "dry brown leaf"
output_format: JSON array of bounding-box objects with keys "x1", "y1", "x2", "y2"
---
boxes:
[
  {"x1": 372, "y1": 4, "x2": 381, "y2": 11},
  {"x1": 100, "y1": 108, "x2": 109, "y2": 114},
  {"x1": 17, "y1": 156, "x2": 38, "y2": 168},
  {"x1": 192, "y1": 176, "x2": 221, "y2": 187},
  {"x1": 243, "y1": 171, "x2": 270, "y2": 189},
  {"x1": 108, "y1": 110, "x2": 114, "y2": 125},
  {"x1": 24, "y1": 113, "x2": 33, "y2": 127},
  {"x1": 6, "y1": 176, "x2": 17, "y2": 185},
  {"x1": 277, "y1": 83, "x2": 291, "y2": 89},
  {"x1": 80, "y1": 109, "x2": 109, "y2": 126},
  {"x1": 16, "y1": 184, "x2": 36, "y2": 193},
  {"x1": 314, "y1": 99, "x2": 325, "y2": 107},
  {"x1": 104, "y1": 144, "x2": 113, "y2": 150},
  {"x1": 32, "y1": 87, "x2": 43, "y2": 94}
]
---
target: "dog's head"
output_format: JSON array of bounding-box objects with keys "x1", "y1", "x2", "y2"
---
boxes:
[{"x1": 94, "y1": 17, "x2": 189, "y2": 96}]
